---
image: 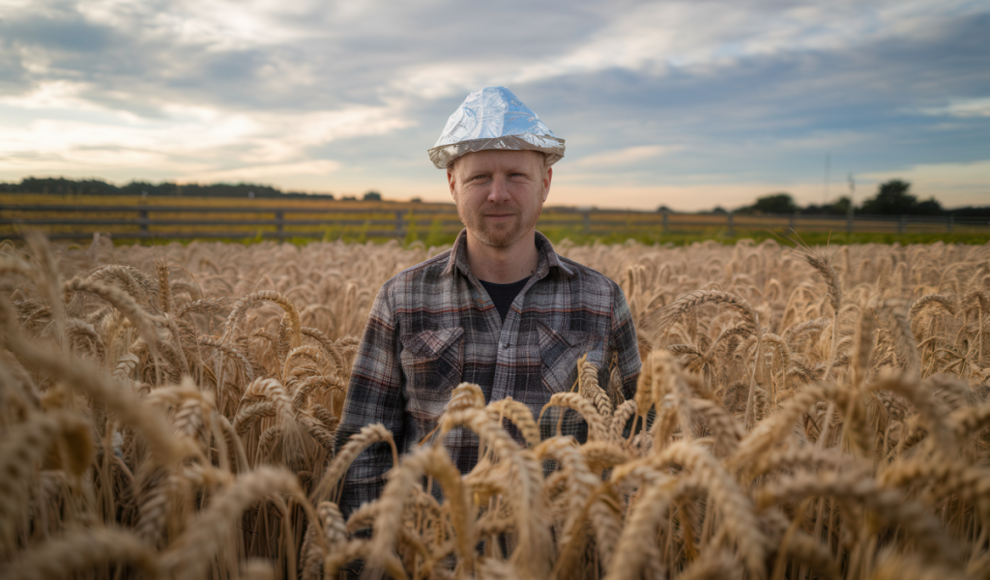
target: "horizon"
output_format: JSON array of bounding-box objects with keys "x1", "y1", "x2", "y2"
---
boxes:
[
  {"x1": 6, "y1": 174, "x2": 986, "y2": 214},
  {"x1": 1, "y1": 1, "x2": 987, "y2": 211}
]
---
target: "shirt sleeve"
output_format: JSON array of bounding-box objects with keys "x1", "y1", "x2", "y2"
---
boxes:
[
  {"x1": 610, "y1": 283, "x2": 642, "y2": 400},
  {"x1": 333, "y1": 283, "x2": 406, "y2": 518}
]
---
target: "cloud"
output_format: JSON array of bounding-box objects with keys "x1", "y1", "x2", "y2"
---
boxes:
[
  {"x1": 572, "y1": 145, "x2": 682, "y2": 168},
  {"x1": 915, "y1": 97, "x2": 990, "y2": 118},
  {"x1": 0, "y1": 0, "x2": 987, "y2": 208},
  {"x1": 176, "y1": 160, "x2": 341, "y2": 183}
]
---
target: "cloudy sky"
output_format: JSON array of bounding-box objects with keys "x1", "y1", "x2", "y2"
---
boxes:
[{"x1": 1, "y1": 0, "x2": 987, "y2": 210}]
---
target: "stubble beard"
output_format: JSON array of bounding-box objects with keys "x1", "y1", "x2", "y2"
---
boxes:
[{"x1": 458, "y1": 200, "x2": 543, "y2": 249}]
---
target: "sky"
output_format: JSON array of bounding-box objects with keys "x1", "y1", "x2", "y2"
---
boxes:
[{"x1": 1, "y1": 0, "x2": 988, "y2": 211}]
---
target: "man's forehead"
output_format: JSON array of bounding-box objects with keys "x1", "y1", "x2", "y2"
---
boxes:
[{"x1": 450, "y1": 150, "x2": 547, "y2": 173}]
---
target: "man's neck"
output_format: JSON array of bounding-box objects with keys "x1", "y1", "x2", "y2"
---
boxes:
[{"x1": 465, "y1": 230, "x2": 539, "y2": 283}]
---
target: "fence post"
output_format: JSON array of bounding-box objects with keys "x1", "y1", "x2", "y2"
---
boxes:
[
  {"x1": 847, "y1": 212, "x2": 854, "y2": 234},
  {"x1": 898, "y1": 215, "x2": 906, "y2": 234},
  {"x1": 662, "y1": 210, "x2": 669, "y2": 234},
  {"x1": 727, "y1": 212, "x2": 735, "y2": 236},
  {"x1": 947, "y1": 215, "x2": 954, "y2": 233},
  {"x1": 789, "y1": 211, "x2": 796, "y2": 230},
  {"x1": 138, "y1": 208, "x2": 149, "y2": 235},
  {"x1": 583, "y1": 210, "x2": 591, "y2": 235},
  {"x1": 275, "y1": 210, "x2": 284, "y2": 238},
  {"x1": 395, "y1": 210, "x2": 405, "y2": 240}
]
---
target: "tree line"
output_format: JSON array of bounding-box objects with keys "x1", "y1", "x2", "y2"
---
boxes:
[
  {"x1": 4, "y1": 176, "x2": 985, "y2": 217},
  {"x1": 727, "y1": 179, "x2": 989, "y2": 217},
  {"x1": 0, "y1": 177, "x2": 375, "y2": 200}
]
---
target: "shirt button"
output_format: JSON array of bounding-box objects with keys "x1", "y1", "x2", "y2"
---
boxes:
[{"x1": 500, "y1": 342, "x2": 508, "y2": 349}]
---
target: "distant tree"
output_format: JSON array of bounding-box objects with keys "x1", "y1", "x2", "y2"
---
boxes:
[
  {"x1": 823, "y1": 196, "x2": 852, "y2": 216},
  {"x1": 0, "y1": 177, "x2": 335, "y2": 199},
  {"x1": 363, "y1": 191, "x2": 382, "y2": 201},
  {"x1": 657, "y1": 205, "x2": 673, "y2": 213},
  {"x1": 803, "y1": 198, "x2": 852, "y2": 215},
  {"x1": 947, "y1": 206, "x2": 990, "y2": 218},
  {"x1": 711, "y1": 206, "x2": 728, "y2": 215},
  {"x1": 737, "y1": 193, "x2": 796, "y2": 215},
  {"x1": 916, "y1": 196, "x2": 943, "y2": 215},
  {"x1": 859, "y1": 179, "x2": 941, "y2": 215},
  {"x1": 754, "y1": 193, "x2": 797, "y2": 214}
]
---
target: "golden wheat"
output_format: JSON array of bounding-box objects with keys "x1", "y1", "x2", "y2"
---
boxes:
[{"x1": 2, "y1": 234, "x2": 990, "y2": 579}]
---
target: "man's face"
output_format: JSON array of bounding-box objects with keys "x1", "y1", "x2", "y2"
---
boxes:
[{"x1": 447, "y1": 150, "x2": 552, "y2": 249}]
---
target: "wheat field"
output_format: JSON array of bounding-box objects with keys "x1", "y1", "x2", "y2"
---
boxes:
[{"x1": 1, "y1": 232, "x2": 989, "y2": 580}]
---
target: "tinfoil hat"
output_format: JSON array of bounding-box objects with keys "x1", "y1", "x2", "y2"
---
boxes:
[{"x1": 428, "y1": 86, "x2": 565, "y2": 169}]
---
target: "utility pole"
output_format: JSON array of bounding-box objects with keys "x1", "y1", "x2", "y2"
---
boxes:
[
  {"x1": 847, "y1": 173, "x2": 855, "y2": 212},
  {"x1": 823, "y1": 153, "x2": 831, "y2": 205},
  {"x1": 846, "y1": 173, "x2": 855, "y2": 234}
]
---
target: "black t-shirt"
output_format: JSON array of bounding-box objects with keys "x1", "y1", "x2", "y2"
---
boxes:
[{"x1": 479, "y1": 277, "x2": 530, "y2": 322}]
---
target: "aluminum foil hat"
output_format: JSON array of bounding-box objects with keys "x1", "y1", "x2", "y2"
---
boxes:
[{"x1": 428, "y1": 86, "x2": 565, "y2": 169}]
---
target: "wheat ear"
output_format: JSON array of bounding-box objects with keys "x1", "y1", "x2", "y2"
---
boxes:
[
  {"x1": 368, "y1": 444, "x2": 475, "y2": 574},
  {"x1": 655, "y1": 289, "x2": 759, "y2": 340},
  {"x1": 156, "y1": 256, "x2": 172, "y2": 315},
  {"x1": 301, "y1": 501, "x2": 347, "y2": 580},
  {"x1": 160, "y1": 466, "x2": 312, "y2": 578},
  {"x1": 24, "y1": 230, "x2": 67, "y2": 347},
  {"x1": 0, "y1": 526, "x2": 158, "y2": 580},
  {"x1": 0, "y1": 411, "x2": 92, "y2": 555},
  {"x1": 322, "y1": 539, "x2": 408, "y2": 580},
  {"x1": 301, "y1": 325, "x2": 346, "y2": 370},
  {"x1": 223, "y1": 290, "x2": 302, "y2": 348},
  {"x1": 650, "y1": 440, "x2": 767, "y2": 578},
  {"x1": 728, "y1": 383, "x2": 837, "y2": 473},
  {"x1": 878, "y1": 299, "x2": 920, "y2": 379},
  {"x1": 535, "y1": 436, "x2": 605, "y2": 576},
  {"x1": 0, "y1": 303, "x2": 191, "y2": 465},
  {"x1": 538, "y1": 392, "x2": 608, "y2": 441},
  {"x1": 64, "y1": 276, "x2": 161, "y2": 352},
  {"x1": 486, "y1": 396, "x2": 540, "y2": 447},
  {"x1": 870, "y1": 550, "x2": 970, "y2": 580},
  {"x1": 951, "y1": 401, "x2": 990, "y2": 441},
  {"x1": 799, "y1": 247, "x2": 843, "y2": 375},
  {"x1": 311, "y1": 423, "x2": 397, "y2": 503},
  {"x1": 603, "y1": 474, "x2": 680, "y2": 580},
  {"x1": 676, "y1": 549, "x2": 741, "y2": 580},
  {"x1": 442, "y1": 406, "x2": 551, "y2": 577},
  {"x1": 756, "y1": 469, "x2": 961, "y2": 564},
  {"x1": 577, "y1": 353, "x2": 613, "y2": 417}
]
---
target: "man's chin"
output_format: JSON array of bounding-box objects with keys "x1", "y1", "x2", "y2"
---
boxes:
[{"x1": 475, "y1": 227, "x2": 524, "y2": 249}]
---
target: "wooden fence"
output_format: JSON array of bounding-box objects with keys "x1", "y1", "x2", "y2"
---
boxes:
[{"x1": 1, "y1": 200, "x2": 988, "y2": 241}]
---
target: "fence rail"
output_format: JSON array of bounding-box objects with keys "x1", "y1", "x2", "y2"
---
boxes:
[{"x1": 1, "y1": 200, "x2": 988, "y2": 241}]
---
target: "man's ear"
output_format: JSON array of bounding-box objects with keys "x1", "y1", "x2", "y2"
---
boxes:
[
  {"x1": 447, "y1": 168, "x2": 456, "y2": 199},
  {"x1": 542, "y1": 166, "x2": 553, "y2": 202}
]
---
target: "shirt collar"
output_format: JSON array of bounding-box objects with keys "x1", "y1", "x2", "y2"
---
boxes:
[{"x1": 442, "y1": 229, "x2": 576, "y2": 279}]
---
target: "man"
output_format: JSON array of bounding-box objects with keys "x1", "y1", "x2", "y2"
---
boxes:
[{"x1": 333, "y1": 86, "x2": 641, "y2": 517}]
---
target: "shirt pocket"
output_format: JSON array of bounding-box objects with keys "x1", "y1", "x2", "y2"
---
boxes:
[
  {"x1": 400, "y1": 327, "x2": 465, "y2": 419},
  {"x1": 536, "y1": 321, "x2": 603, "y2": 395}
]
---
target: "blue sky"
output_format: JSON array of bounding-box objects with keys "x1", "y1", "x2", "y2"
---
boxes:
[{"x1": 1, "y1": 0, "x2": 987, "y2": 210}]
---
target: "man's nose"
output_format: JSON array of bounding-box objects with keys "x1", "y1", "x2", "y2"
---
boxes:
[{"x1": 487, "y1": 175, "x2": 511, "y2": 203}]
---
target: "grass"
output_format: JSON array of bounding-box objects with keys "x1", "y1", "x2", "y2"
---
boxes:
[
  {"x1": 6, "y1": 192, "x2": 986, "y2": 247},
  {"x1": 111, "y1": 227, "x2": 989, "y2": 249}
]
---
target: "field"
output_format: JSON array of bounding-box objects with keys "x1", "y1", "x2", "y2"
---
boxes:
[
  {"x1": 2, "y1": 233, "x2": 990, "y2": 579},
  {"x1": 4, "y1": 193, "x2": 988, "y2": 246}
]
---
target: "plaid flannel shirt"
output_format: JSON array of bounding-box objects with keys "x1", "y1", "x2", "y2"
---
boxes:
[{"x1": 333, "y1": 230, "x2": 641, "y2": 516}]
